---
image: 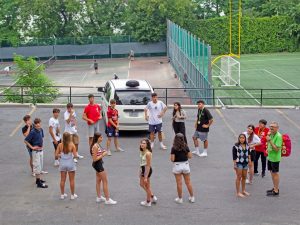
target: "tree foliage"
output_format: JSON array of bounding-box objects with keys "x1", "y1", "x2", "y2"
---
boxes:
[
  {"x1": 0, "y1": 0, "x2": 299, "y2": 48},
  {"x1": 4, "y1": 55, "x2": 59, "y2": 103}
]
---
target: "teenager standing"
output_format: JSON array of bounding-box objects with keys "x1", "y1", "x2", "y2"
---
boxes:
[
  {"x1": 172, "y1": 102, "x2": 187, "y2": 143},
  {"x1": 22, "y1": 115, "x2": 34, "y2": 176},
  {"x1": 139, "y1": 139, "x2": 157, "y2": 207},
  {"x1": 49, "y1": 108, "x2": 61, "y2": 167},
  {"x1": 82, "y1": 94, "x2": 102, "y2": 147},
  {"x1": 232, "y1": 133, "x2": 250, "y2": 198},
  {"x1": 192, "y1": 100, "x2": 213, "y2": 157},
  {"x1": 56, "y1": 132, "x2": 78, "y2": 200},
  {"x1": 64, "y1": 103, "x2": 84, "y2": 162},
  {"x1": 254, "y1": 119, "x2": 269, "y2": 177},
  {"x1": 24, "y1": 118, "x2": 48, "y2": 188},
  {"x1": 106, "y1": 99, "x2": 124, "y2": 156},
  {"x1": 91, "y1": 132, "x2": 117, "y2": 205},
  {"x1": 144, "y1": 93, "x2": 168, "y2": 150},
  {"x1": 170, "y1": 133, "x2": 194, "y2": 203}
]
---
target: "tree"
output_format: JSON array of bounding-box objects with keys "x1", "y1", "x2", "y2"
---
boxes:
[
  {"x1": 124, "y1": 0, "x2": 196, "y2": 42},
  {"x1": 4, "y1": 55, "x2": 59, "y2": 103}
]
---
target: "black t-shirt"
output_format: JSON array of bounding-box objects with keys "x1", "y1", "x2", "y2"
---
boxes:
[
  {"x1": 196, "y1": 107, "x2": 213, "y2": 132},
  {"x1": 22, "y1": 125, "x2": 33, "y2": 135},
  {"x1": 22, "y1": 125, "x2": 33, "y2": 150},
  {"x1": 171, "y1": 146, "x2": 190, "y2": 162}
]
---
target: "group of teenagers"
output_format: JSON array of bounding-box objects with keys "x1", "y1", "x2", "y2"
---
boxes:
[
  {"x1": 233, "y1": 120, "x2": 283, "y2": 198},
  {"x1": 21, "y1": 92, "x2": 282, "y2": 207}
]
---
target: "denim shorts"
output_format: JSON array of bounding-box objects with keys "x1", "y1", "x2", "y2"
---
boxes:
[
  {"x1": 236, "y1": 163, "x2": 248, "y2": 170},
  {"x1": 149, "y1": 123, "x2": 162, "y2": 133}
]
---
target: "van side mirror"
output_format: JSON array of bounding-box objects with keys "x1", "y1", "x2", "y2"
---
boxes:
[{"x1": 97, "y1": 87, "x2": 104, "y2": 92}]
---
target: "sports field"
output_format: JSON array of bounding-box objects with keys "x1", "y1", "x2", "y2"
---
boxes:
[{"x1": 212, "y1": 52, "x2": 300, "y2": 106}]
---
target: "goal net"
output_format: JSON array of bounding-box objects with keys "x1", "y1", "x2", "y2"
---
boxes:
[{"x1": 212, "y1": 56, "x2": 240, "y2": 86}]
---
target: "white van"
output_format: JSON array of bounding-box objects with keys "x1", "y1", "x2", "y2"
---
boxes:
[{"x1": 98, "y1": 79, "x2": 153, "y2": 131}]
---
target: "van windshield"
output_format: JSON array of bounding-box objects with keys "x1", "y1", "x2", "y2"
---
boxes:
[{"x1": 115, "y1": 90, "x2": 151, "y2": 105}]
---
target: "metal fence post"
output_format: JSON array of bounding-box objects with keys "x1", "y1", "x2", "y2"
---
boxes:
[
  {"x1": 69, "y1": 86, "x2": 72, "y2": 103},
  {"x1": 212, "y1": 88, "x2": 215, "y2": 106},
  {"x1": 165, "y1": 88, "x2": 168, "y2": 105},
  {"x1": 260, "y1": 89, "x2": 263, "y2": 106},
  {"x1": 21, "y1": 87, "x2": 24, "y2": 104}
]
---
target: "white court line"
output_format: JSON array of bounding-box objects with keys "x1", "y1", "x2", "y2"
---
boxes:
[
  {"x1": 81, "y1": 73, "x2": 88, "y2": 82},
  {"x1": 263, "y1": 69, "x2": 299, "y2": 89},
  {"x1": 9, "y1": 105, "x2": 36, "y2": 137}
]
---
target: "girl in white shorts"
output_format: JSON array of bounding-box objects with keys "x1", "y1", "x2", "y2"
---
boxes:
[{"x1": 170, "y1": 133, "x2": 195, "y2": 204}]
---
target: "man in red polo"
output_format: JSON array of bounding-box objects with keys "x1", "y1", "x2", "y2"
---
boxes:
[
  {"x1": 106, "y1": 99, "x2": 124, "y2": 156},
  {"x1": 254, "y1": 119, "x2": 269, "y2": 178},
  {"x1": 82, "y1": 94, "x2": 102, "y2": 147}
]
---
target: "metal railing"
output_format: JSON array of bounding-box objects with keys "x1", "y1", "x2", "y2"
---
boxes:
[{"x1": 1, "y1": 85, "x2": 300, "y2": 106}]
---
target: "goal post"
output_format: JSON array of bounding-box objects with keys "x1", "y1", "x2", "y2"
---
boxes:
[{"x1": 212, "y1": 55, "x2": 240, "y2": 86}]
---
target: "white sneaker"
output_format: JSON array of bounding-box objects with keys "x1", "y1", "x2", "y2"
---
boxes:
[
  {"x1": 32, "y1": 172, "x2": 36, "y2": 177},
  {"x1": 70, "y1": 194, "x2": 78, "y2": 200},
  {"x1": 107, "y1": 150, "x2": 112, "y2": 156},
  {"x1": 151, "y1": 195, "x2": 158, "y2": 203},
  {"x1": 54, "y1": 160, "x2": 60, "y2": 167},
  {"x1": 189, "y1": 196, "x2": 195, "y2": 203},
  {"x1": 96, "y1": 196, "x2": 106, "y2": 203},
  {"x1": 105, "y1": 198, "x2": 117, "y2": 205},
  {"x1": 140, "y1": 201, "x2": 151, "y2": 207},
  {"x1": 150, "y1": 142, "x2": 154, "y2": 149},
  {"x1": 116, "y1": 147, "x2": 125, "y2": 152},
  {"x1": 199, "y1": 152, "x2": 207, "y2": 157},
  {"x1": 174, "y1": 197, "x2": 183, "y2": 204},
  {"x1": 74, "y1": 158, "x2": 78, "y2": 163},
  {"x1": 60, "y1": 193, "x2": 67, "y2": 200},
  {"x1": 192, "y1": 150, "x2": 201, "y2": 157},
  {"x1": 77, "y1": 154, "x2": 84, "y2": 159},
  {"x1": 246, "y1": 179, "x2": 250, "y2": 184},
  {"x1": 160, "y1": 144, "x2": 167, "y2": 150},
  {"x1": 41, "y1": 171, "x2": 48, "y2": 174}
]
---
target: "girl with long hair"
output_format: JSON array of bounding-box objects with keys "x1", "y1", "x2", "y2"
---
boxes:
[
  {"x1": 172, "y1": 102, "x2": 187, "y2": 143},
  {"x1": 91, "y1": 132, "x2": 117, "y2": 205},
  {"x1": 170, "y1": 133, "x2": 194, "y2": 203},
  {"x1": 139, "y1": 139, "x2": 157, "y2": 207},
  {"x1": 55, "y1": 132, "x2": 78, "y2": 200},
  {"x1": 243, "y1": 124, "x2": 261, "y2": 184},
  {"x1": 232, "y1": 133, "x2": 251, "y2": 198}
]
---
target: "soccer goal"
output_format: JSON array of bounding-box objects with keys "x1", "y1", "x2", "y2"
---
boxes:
[{"x1": 212, "y1": 55, "x2": 240, "y2": 86}]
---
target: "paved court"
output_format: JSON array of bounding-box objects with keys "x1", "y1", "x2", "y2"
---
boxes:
[{"x1": 0, "y1": 105, "x2": 300, "y2": 225}]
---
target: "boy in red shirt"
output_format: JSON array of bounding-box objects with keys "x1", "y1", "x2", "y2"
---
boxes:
[
  {"x1": 106, "y1": 99, "x2": 124, "y2": 156},
  {"x1": 83, "y1": 94, "x2": 102, "y2": 147},
  {"x1": 254, "y1": 119, "x2": 269, "y2": 178}
]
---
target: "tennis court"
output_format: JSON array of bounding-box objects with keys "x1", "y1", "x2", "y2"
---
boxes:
[{"x1": 212, "y1": 52, "x2": 300, "y2": 106}]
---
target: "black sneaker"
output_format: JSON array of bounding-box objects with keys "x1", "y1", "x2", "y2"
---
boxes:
[
  {"x1": 37, "y1": 182, "x2": 48, "y2": 188},
  {"x1": 36, "y1": 179, "x2": 46, "y2": 184},
  {"x1": 266, "y1": 188, "x2": 274, "y2": 193},
  {"x1": 267, "y1": 190, "x2": 279, "y2": 196},
  {"x1": 261, "y1": 171, "x2": 265, "y2": 178}
]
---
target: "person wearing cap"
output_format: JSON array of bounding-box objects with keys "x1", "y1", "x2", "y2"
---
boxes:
[
  {"x1": 64, "y1": 103, "x2": 83, "y2": 162},
  {"x1": 254, "y1": 119, "x2": 269, "y2": 178},
  {"x1": 83, "y1": 94, "x2": 102, "y2": 147},
  {"x1": 144, "y1": 93, "x2": 168, "y2": 150},
  {"x1": 192, "y1": 100, "x2": 213, "y2": 157}
]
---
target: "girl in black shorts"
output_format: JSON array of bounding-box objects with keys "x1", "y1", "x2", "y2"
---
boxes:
[
  {"x1": 139, "y1": 139, "x2": 157, "y2": 207},
  {"x1": 91, "y1": 132, "x2": 117, "y2": 205}
]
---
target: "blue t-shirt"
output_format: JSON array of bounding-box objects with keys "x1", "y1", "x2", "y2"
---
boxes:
[{"x1": 25, "y1": 128, "x2": 44, "y2": 148}]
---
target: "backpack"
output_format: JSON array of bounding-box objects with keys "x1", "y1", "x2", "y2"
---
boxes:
[
  {"x1": 281, "y1": 134, "x2": 292, "y2": 157},
  {"x1": 264, "y1": 133, "x2": 292, "y2": 157}
]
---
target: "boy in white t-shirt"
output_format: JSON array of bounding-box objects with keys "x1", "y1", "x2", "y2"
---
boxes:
[
  {"x1": 64, "y1": 103, "x2": 84, "y2": 162},
  {"x1": 144, "y1": 93, "x2": 168, "y2": 150},
  {"x1": 49, "y1": 108, "x2": 61, "y2": 166}
]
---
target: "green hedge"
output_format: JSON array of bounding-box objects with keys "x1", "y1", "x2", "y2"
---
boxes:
[{"x1": 189, "y1": 16, "x2": 298, "y2": 55}]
